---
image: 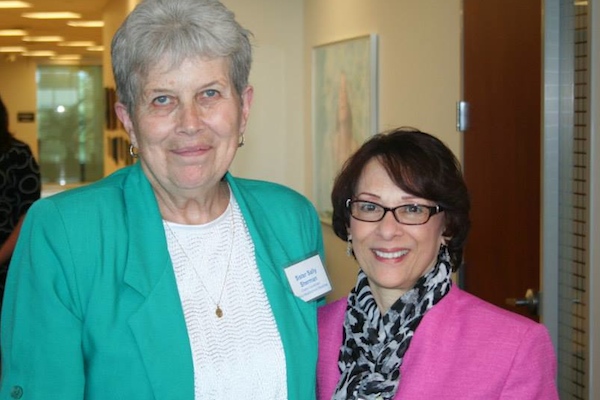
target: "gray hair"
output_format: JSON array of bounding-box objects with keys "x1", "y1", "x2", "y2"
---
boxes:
[{"x1": 111, "y1": 0, "x2": 253, "y2": 114}]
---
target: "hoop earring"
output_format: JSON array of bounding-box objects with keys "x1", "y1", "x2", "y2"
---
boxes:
[
  {"x1": 346, "y1": 234, "x2": 353, "y2": 257},
  {"x1": 129, "y1": 144, "x2": 139, "y2": 158},
  {"x1": 238, "y1": 134, "x2": 245, "y2": 148}
]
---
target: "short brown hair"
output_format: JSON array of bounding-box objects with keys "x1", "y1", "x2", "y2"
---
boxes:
[{"x1": 330, "y1": 127, "x2": 470, "y2": 270}]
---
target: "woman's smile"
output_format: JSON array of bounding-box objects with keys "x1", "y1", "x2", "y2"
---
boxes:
[{"x1": 372, "y1": 248, "x2": 409, "y2": 261}]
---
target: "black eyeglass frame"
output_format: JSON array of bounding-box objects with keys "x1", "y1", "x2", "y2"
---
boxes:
[{"x1": 346, "y1": 199, "x2": 444, "y2": 225}]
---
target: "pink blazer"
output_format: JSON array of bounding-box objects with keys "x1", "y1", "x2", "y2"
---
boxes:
[{"x1": 318, "y1": 285, "x2": 559, "y2": 400}]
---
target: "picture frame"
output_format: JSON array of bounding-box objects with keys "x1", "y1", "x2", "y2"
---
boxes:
[
  {"x1": 312, "y1": 34, "x2": 378, "y2": 223},
  {"x1": 105, "y1": 87, "x2": 117, "y2": 131}
]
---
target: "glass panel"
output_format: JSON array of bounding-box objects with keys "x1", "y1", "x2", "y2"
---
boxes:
[
  {"x1": 37, "y1": 65, "x2": 104, "y2": 184},
  {"x1": 556, "y1": 0, "x2": 590, "y2": 398}
]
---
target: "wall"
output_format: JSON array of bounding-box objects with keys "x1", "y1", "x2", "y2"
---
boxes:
[
  {"x1": 100, "y1": 0, "x2": 306, "y2": 195},
  {"x1": 0, "y1": 1, "x2": 306, "y2": 191},
  {"x1": 222, "y1": 0, "x2": 306, "y2": 193},
  {"x1": 304, "y1": 0, "x2": 462, "y2": 301},
  {"x1": 102, "y1": 0, "x2": 138, "y2": 176},
  {"x1": 1, "y1": 0, "x2": 462, "y2": 303},
  {"x1": 0, "y1": 59, "x2": 39, "y2": 157},
  {"x1": 0, "y1": 0, "x2": 133, "y2": 183}
]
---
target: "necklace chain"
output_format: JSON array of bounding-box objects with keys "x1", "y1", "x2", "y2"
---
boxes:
[{"x1": 164, "y1": 203, "x2": 235, "y2": 318}]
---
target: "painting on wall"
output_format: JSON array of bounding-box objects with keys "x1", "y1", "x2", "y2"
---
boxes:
[{"x1": 312, "y1": 34, "x2": 378, "y2": 223}]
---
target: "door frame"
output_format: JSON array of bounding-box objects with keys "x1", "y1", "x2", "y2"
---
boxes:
[
  {"x1": 543, "y1": 0, "x2": 600, "y2": 396},
  {"x1": 541, "y1": 0, "x2": 561, "y2": 353}
]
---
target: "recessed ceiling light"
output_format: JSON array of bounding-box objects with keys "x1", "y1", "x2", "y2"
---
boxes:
[
  {"x1": 67, "y1": 20, "x2": 104, "y2": 28},
  {"x1": 87, "y1": 46, "x2": 104, "y2": 52},
  {"x1": 59, "y1": 41, "x2": 96, "y2": 47},
  {"x1": 51, "y1": 54, "x2": 82, "y2": 61},
  {"x1": 23, "y1": 36, "x2": 63, "y2": 42},
  {"x1": 22, "y1": 12, "x2": 81, "y2": 19},
  {"x1": 0, "y1": 29, "x2": 28, "y2": 36},
  {"x1": 0, "y1": 46, "x2": 26, "y2": 52},
  {"x1": 23, "y1": 50, "x2": 56, "y2": 57},
  {"x1": 0, "y1": 1, "x2": 31, "y2": 8}
]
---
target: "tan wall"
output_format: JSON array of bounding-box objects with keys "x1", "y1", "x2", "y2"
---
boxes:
[
  {"x1": 102, "y1": 0, "x2": 138, "y2": 176},
  {"x1": 0, "y1": 1, "x2": 306, "y2": 188},
  {"x1": 101, "y1": 0, "x2": 306, "y2": 192},
  {"x1": 1, "y1": 1, "x2": 461, "y2": 303},
  {"x1": 303, "y1": 0, "x2": 461, "y2": 301},
  {"x1": 0, "y1": 59, "x2": 39, "y2": 157},
  {"x1": 222, "y1": 0, "x2": 306, "y2": 193},
  {"x1": 0, "y1": 0, "x2": 133, "y2": 179}
]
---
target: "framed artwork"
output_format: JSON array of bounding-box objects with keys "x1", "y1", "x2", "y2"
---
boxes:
[{"x1": 312, "y1": 34, "x2": 378, "y2": 223}]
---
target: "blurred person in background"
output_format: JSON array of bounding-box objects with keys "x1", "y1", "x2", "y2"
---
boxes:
[{"x1": 0, "y1": 95, "x2": 40, "y2": 311}]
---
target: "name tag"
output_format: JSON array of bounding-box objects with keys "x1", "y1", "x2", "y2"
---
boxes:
[{"x1": 284, "y1": 254, "x2": 332, "y2": 302}]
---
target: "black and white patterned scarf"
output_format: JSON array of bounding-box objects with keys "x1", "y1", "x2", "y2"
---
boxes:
[{"x1": 333, "y1": 247, "x2": 453, "y2": 400}]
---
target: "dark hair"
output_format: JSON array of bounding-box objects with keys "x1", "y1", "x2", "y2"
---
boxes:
[
  {"x1": 330, "y1": 127, "x2": 470, "y2": 270},
  {"x1": 0, "y1": 96, "x2": 14, "y2": 153}
]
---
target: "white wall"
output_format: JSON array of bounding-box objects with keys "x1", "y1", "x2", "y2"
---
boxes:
[
  {"x1": 223, "y1": 0, "x2": 306, "y2": 194},
  {"x1": 304, "y1": 0, "x2": 462, "y2": 301}
]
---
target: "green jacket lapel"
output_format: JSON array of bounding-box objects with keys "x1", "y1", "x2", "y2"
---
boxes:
[
  {"x1": 227, "y1": 174, "x2": 318, "y2": 399},
  {"x1": 123, "y1": 163, "x2": 194, "y2": 399}
]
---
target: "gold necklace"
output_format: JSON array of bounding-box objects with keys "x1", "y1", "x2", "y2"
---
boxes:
[{"x1": 164, "y1": 204, "x2": 234, "y2": 318}]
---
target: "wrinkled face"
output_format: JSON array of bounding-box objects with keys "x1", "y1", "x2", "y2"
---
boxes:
[
  {"x1": 349, "y1": 159, "x2": 446, "y2": 304},
  {"x1": 115, "y1": 56, "x2": 253, "y2": 197}
]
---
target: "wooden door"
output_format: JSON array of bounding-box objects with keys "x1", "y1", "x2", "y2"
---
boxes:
[{"x1": 462, "y1": 0, "x2": 542, "y2": 320}]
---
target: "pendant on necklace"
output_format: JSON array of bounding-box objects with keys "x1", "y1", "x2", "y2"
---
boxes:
[{"x1": 215, "y1": 305, "x2": 223, "y2": 318}]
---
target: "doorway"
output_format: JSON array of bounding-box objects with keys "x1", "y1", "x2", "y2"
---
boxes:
[
  {"x1": 37, "y1": 65, "x2": 104, "y2": 184},
  {"x1": 462, "y1": 0, "x2": 592, "y2": 397},
  {"x1": 462, "y1": 0, "x2": 542, "y2": 321}
]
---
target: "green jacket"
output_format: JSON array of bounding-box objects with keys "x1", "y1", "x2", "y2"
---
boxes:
[{"x1": 0, "y1": 163, "x2": 324, "y2": 400}]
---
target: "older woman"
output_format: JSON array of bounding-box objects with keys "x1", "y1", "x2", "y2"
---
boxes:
[
  {"x1": 0, "y1": 0, "x2": 324, "y2": 399},
  {"x1": 317, "y1": 128, "x2": 558, "y2": 399}
]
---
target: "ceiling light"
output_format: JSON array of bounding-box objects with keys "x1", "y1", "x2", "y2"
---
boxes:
[
  {"x1": 23, "y1": 50, "x2": 56, "y2": 57},
  {"x1": 0, "y1": 29, "x2": 28, "y2": 36},
  {"x1": 23, "y1": 36, "x2": 63, "y2": 42},
  {"x1": 59, "y1": 41, "x2": 96, "y2": 47},
  {"x1": 67, "y1": 20, "x2": 104, "y2": 28},
  {"x1": 0, "y1": 1, "x2": 31, "y2": 8},
  {"x1": 51, "y1": 55, "x2": 81, "y2": 61},
  {"x1": 87, "y1": 46, "x2": 104, "y2": 52},
  {"x1": 22, "y1": 12, "x2": 81, "y2": 19},
  {"x1": 574, "y1": 0, "x2": 588, "y2": 5},
  {"x1": 0, "y1": 46, "x2": 26, "y2": 52}
]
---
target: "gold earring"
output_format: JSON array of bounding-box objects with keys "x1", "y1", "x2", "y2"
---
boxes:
[
  {"x1": 129, "y1": 144, "x2": 139, "y2": 158},
  {"x1": 238, "y1": 134, "x2": 245, "y2": 147}
]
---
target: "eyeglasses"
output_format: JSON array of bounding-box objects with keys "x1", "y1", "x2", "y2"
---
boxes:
[{"x1": 346, "y1": 199, "x2": 444, "y2": 225}]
